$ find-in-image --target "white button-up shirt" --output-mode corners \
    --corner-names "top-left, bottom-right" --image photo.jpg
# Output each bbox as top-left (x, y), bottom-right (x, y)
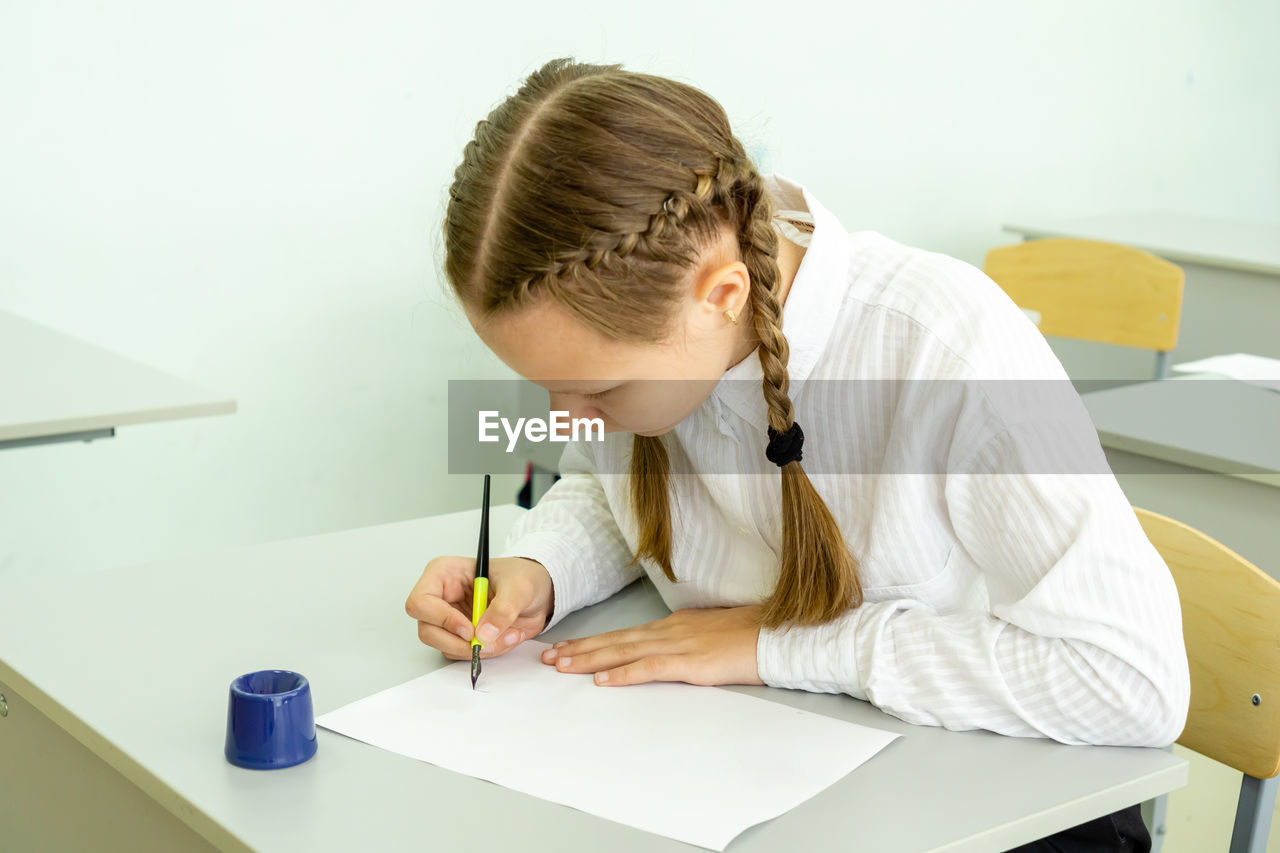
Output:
top-left (497, 172), bottom-right (1190, 747)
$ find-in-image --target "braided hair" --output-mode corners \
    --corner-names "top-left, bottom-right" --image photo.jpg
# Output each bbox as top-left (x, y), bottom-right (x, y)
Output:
top-left (443, 57), bottom-right (861, 630)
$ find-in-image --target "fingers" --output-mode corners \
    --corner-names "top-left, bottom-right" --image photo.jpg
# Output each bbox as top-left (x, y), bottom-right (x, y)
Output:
top-left (405, 556), bottom-right (542, 660)
top-left (540, 608), bottom-right (716, 662)
top-left (540, 636), bottom-right (675, 676)
top-left (407, 593), bottom-right (475, 646)
top-left (404, 556), bottom-right (474, 623)
top-left (405, 556), bottom-right (482, 653)
top-left (406, 557), bottom-right (471, 602)
top-left (594, 655), bottom-right (689, 686)
top-left (472, 574), bottom-right (535, 651)
top-left (541, 625), bottom-right (637, 658)
top-left (418, 621), bottom-right (527, 660)
top-left (417, 621), bottom-right (472, 659)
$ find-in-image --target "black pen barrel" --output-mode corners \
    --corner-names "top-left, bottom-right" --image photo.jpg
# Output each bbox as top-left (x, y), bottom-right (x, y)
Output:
top-left (476, 473), bottom-right (490, 580)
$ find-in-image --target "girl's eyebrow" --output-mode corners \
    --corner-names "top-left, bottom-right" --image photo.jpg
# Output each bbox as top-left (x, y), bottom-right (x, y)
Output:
top-left (557, 383), bottom-right (619, 395)
top-left (542, 379), bottom-right (622, 391)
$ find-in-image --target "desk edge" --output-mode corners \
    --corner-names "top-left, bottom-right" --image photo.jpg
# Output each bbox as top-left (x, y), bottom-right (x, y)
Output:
top-left (0, 399), bottom-right (238, 442)
top-left (930, 757), bottom-right (1188, 853)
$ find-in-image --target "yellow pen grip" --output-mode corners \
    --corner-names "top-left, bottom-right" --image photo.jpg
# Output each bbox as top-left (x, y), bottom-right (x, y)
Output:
top-left (470, 576), bottom-right (489, 648)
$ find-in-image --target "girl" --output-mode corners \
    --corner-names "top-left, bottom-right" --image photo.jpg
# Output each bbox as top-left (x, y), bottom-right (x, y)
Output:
top-left (405, 56), bottom-right (1188, 852)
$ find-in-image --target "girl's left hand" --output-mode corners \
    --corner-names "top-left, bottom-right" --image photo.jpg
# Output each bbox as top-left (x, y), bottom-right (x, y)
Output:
top-left (540, 605), bottom-right (765, 687)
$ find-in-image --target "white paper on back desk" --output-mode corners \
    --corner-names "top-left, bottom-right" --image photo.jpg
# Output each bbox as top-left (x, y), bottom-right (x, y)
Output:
top-left (316, 639), bottom-right (900, 850)
top-left (1173, 353), bottom-right (1280, 392)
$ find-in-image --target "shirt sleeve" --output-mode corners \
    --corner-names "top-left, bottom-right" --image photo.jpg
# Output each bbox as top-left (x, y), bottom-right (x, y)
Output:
top-left (496, 438), bottom-right (644, 634)
top-left (754, 419), bottom-right (1191, 747)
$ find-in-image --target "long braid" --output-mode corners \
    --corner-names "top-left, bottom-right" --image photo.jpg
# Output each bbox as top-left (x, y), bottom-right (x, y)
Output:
top-left (734, 164), bottom-right (863, 629)
top-left (627, 157), bottom-right (862, 629)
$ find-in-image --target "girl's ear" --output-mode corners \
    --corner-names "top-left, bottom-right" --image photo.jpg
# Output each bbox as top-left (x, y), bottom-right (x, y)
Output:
top-left (695, 261), bottom-right (750, 319)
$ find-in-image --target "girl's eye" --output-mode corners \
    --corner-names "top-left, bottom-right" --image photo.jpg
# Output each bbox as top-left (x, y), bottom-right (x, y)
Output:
top-left (582, 390), bottom-right (609, 400)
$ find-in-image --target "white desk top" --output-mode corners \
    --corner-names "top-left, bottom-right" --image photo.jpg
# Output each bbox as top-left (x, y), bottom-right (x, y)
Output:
top-left (1081, 375), bottom-right (1280, 488)
top-left (0, 310), bottom-right (236, 443)
top-left (1003, 212), bottom-right (1280, 276)
top-left (0, 504), bottom-right (1186, 852)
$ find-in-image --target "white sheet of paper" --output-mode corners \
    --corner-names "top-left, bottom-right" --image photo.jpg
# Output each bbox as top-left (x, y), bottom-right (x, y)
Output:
top-left (1173, 352), bottom-right (1280, 392)
top-left (316, 639), bottom-right (900, 851)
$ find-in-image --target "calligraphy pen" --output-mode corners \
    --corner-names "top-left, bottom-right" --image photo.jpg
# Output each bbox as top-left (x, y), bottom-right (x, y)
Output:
top-left (471, 473), bottom-right (490, 689)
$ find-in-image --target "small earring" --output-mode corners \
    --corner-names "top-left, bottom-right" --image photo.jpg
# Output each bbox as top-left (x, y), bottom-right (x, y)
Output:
top-left (724, 309), bottom-right (738, 325)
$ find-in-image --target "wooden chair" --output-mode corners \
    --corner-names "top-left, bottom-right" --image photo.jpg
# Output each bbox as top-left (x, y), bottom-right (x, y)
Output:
top-left (984, 238), bottom-right (1185, 378)
top-left (1134, 507), bottom-right (1280, 853)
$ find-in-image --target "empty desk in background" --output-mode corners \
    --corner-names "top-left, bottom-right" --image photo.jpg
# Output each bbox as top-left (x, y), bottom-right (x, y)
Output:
top-left (1003, 213), bottom-right (1280, 379)
top-left (0, 504), bottom-right (1186, 853)
top-left (1080, 375), bottom-right (1280, 581)
top-left (0, 310), bottom-right (236, 450)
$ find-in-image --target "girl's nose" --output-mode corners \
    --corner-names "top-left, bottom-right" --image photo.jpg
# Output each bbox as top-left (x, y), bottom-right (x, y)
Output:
top-left (547, 393), bottom-right (596, 422)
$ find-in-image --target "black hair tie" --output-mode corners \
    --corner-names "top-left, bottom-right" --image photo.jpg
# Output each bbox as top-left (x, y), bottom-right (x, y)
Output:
top-left (765, 421), bottom-right (804, 467)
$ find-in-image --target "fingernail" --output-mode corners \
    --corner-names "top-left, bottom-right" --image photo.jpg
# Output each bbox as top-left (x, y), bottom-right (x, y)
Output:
top-left (455, 625), bottom-right (472, 641)
top-left (543, 649), bottom-right (558, 662)
top-left (553, 641), bottom-right (568, 649)
top-left (479, 624), bottom-right (499, 643)
top-left (503, 630), bottom-right (519, 645)
top-left (595, 671), bottom-right (609, 684)
top-left (558, 656), bottom-right (572, 668)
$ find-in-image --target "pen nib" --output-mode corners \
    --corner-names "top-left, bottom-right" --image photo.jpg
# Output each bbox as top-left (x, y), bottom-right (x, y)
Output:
top-left (471, 645), bottom-right (481, 690)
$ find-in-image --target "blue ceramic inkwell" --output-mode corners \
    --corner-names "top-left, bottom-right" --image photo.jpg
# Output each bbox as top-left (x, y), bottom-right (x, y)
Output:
top-left (225, 670), bottom-right (317, 769)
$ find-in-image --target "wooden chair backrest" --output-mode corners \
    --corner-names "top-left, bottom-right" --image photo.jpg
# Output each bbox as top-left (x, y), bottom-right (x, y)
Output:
top-left (1135, 507), bottom-right (1280, 779)
top-left (984, 238), bottom-right (1184, 351)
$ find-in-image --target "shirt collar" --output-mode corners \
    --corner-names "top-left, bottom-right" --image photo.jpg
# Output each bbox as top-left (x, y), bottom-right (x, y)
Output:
top-left (712, 172), bottom-right (850, 426)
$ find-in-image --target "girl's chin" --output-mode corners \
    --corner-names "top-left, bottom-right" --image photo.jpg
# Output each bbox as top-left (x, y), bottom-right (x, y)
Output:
top-left (632, 427), bottom-right (672, 437)
top-left (607, 420), bottom-right (678, 437)
top-left (632, 420), bottom-right (682, 437)
top-left (603, 409), bottom-right (693, 437)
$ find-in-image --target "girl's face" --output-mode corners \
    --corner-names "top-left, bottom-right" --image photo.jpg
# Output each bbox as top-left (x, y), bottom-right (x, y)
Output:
top-left (468, 232), bottom-right (763, 437)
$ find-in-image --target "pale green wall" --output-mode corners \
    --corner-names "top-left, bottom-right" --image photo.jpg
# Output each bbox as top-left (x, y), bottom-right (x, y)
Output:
top-left (1, 1), bottom-right (1276, 575)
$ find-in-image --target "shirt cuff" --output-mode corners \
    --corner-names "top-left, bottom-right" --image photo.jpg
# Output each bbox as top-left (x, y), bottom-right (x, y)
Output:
top-left (497, 529), bottom-right (594, 635)
top-left (756, 617), bottom-right (871, 702)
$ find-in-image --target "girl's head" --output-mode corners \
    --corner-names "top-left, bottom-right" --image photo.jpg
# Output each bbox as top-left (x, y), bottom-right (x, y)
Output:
top-left (442, 57), bottom-right (861, 629)
top-left (463, 220), bottom-right (755, 437)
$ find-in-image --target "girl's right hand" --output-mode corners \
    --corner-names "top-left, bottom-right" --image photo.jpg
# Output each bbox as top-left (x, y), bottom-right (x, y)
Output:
top-left (404, 555), bottom-right (555, 661)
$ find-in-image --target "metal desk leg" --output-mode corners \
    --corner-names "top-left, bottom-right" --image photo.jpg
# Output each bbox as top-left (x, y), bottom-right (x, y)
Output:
top-left (1143, 792), bottom-right (1169, 852)
top-left (1142, 743), bottom-right (1174, 853)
